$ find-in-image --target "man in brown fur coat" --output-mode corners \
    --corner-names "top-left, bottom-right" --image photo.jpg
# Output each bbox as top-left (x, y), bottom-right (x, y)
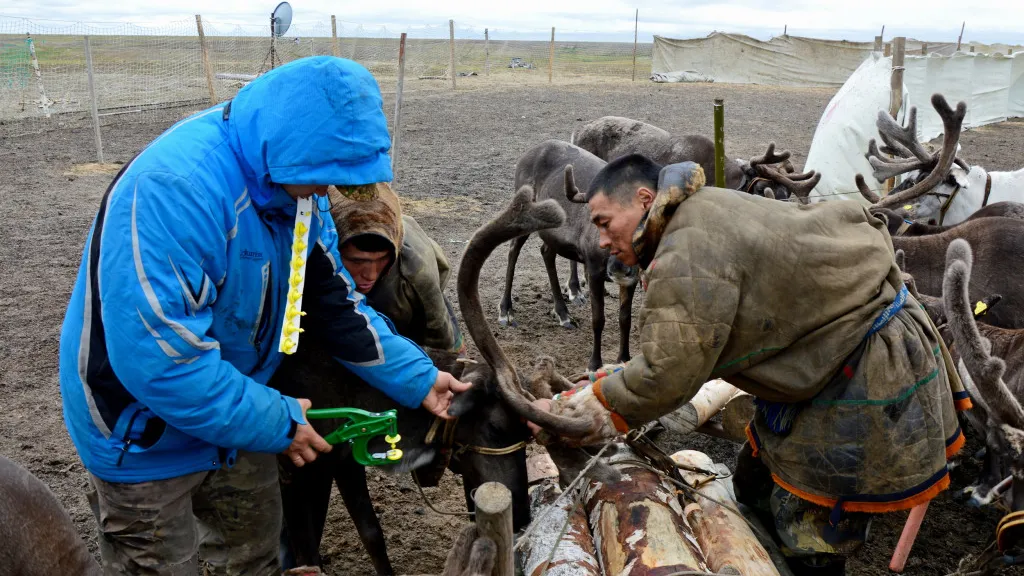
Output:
top-left (530, 156), bottom-right (970, 575)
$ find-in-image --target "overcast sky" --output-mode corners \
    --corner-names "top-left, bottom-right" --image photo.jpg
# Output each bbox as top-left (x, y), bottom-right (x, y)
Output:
top-left (4, 0), bottom-right (1023, 45)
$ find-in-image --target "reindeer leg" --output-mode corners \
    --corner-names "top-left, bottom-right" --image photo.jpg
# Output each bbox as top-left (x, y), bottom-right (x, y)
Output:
top-left (587, 260), bottom-right (606, 371)
top-left (542, 243), bottom-right (576, 329)
top-left (279, 453), bottom-right (335, 568)
top-left (334, 457), bottom-right (395, 575)
top-left (617, 282), bottom-right (637, 364)
top-left (564, 260), bottom-right (587, 306)
top-left (499, 234), bottom-right (530, 327)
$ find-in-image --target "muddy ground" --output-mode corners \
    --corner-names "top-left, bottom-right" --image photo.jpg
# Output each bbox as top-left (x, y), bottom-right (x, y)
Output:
top-left (2, 80), bottom-right (1024, 576)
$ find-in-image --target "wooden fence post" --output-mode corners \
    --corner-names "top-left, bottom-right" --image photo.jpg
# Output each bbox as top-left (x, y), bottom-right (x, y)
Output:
top-left (448, 19), bottom-right (456, 90)
top-left (631, 10), bottom-right (638, 81)
top-left (331, 15), bottom-right (339, 57)
top-left (391, 32), bottom-right (407, 179)
top-left (26, 35), bottom-right (51, 118)
top-left (886, 37), bottom-right (906, 194)
top-left (549, 27), bottom-right (555, 84)
top-left (713, 99), bottom-right (726, 188)
top-left (484, 28), bottom-right (489, 76)
top-left (884, 43), bottom-right (891, 57)
top-left (921, 42), bottom-right (928, 55)
top-left (473, 482), bottom-right (513, 576)
top-left (957, 21), bottom-right (965, 51)
top-left (874, 36), bottom-right (883, 52)
top-left (195, 15), bottom-right (217, 105)
top-left (84, 36), bottom-right (104, 163)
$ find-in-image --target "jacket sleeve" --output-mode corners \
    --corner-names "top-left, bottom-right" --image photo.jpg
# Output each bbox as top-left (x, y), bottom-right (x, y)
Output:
top-left (99, 172), bottom-right (304, 454)
top-left (407, 241), bottom-right (463, 352)
top-left (307, 214), bottom-right (438, 409)
top-left (594, 229), bottom-right (739, 427)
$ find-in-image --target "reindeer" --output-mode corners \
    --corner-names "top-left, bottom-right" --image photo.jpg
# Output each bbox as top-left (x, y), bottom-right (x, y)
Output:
top-left (870, 201), bottom-right (1024, 237)
top-left (857, 93), bottom-right (1024, 226)
top-left (941, 239), bottom-right (1024, 519)
top-left (572, 116), bottom-right (820, 202)
top-left (499, 140), bottom-right (637, 371)
top-left (273, 190), bottom-right (613, 574)
top-left (888, 217), bottom-right (1024, 330)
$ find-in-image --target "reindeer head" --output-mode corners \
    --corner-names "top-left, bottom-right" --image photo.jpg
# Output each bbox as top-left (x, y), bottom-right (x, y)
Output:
top-left (855, 94), bottom-right (968, 224)
top-left (743, 142), bottom-right (821, 204)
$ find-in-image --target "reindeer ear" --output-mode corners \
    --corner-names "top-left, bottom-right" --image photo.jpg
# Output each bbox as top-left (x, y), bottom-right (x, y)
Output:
top-left (446, 373), bottom-right (487, 418)
top-left (895, 249), bottom-right (906, 270)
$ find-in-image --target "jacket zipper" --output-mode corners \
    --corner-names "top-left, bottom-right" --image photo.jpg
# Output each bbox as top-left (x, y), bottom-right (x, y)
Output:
top-left (116, 409), bottom-right (143, 467)
top-left (250, 261), bottom-right (272, 356)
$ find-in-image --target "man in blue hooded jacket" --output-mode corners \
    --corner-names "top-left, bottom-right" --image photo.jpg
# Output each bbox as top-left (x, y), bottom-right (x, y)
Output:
top-left (58, 56), bottom-right (469, 575)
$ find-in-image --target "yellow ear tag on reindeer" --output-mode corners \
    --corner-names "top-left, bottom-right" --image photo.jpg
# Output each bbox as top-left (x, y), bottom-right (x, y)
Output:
top-left (903, 204), bottom-right (913, 211)
top-left (975, 301), bottom-right (988, 316)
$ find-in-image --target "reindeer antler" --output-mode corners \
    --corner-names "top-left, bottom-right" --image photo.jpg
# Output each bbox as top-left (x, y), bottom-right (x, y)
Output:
top-left (876, 103), bottom-right (934, 164)
top-left (874, 94), bottom-right (967, 209)
top-left (749, 142), bottom-right (791, 168)
top-left (565, 164), bottom-right (587, 203)
top-left (855, 174), bottom-right (882, 203)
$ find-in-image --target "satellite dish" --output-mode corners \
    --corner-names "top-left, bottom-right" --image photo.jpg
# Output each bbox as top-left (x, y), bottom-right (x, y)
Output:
top-left (271, 2), bottom-right (292, 37)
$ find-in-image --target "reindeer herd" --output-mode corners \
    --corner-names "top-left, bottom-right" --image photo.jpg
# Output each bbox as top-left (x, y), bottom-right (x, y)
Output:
top-left (280, 92), bottom-right (1024, 572)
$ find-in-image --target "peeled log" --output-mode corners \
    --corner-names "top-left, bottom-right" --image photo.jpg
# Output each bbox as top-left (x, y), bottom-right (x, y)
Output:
top-left (720, 392), bottom-right (754, 442)
top-left (672, 450), bottom-right (780, 576)
top-left (518, 480), bottom-right (601, 576)
top-left (584, 444), bottom-right (709, 575)
top-left (660, 379), bottom-right (741, 435)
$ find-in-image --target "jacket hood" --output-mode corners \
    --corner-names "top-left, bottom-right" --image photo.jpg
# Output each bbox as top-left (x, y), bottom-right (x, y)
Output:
top-left (329, 182), bottom-right (404, 274)
top-left (632, 161), bottom-right (706, 269)
top-left (227, 56), bottom-right (393, 212)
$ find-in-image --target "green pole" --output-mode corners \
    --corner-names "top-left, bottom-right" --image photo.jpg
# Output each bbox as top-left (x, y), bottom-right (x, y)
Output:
top-left (713, 98), bottom-right (726, 188)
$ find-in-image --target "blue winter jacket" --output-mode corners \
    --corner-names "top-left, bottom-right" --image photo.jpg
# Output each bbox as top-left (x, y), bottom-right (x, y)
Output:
top-left (58, 57), bottom-right (439, 483)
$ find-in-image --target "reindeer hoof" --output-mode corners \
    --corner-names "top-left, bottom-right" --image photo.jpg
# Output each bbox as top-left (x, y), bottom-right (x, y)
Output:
top-left (552, 309), bottom-right (577, 329)
top-left (568, 290), bottom-right (588, 306)
top-left (498, 312), bottom-right (517, 328)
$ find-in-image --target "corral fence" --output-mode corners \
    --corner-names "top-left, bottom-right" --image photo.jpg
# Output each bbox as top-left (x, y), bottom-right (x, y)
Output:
top-left (0, 15), bottom-right (654, 142)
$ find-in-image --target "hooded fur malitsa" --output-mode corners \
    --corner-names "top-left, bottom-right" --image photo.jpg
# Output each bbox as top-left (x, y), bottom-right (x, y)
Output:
top-left (329, 182), bottom-right (405, 275)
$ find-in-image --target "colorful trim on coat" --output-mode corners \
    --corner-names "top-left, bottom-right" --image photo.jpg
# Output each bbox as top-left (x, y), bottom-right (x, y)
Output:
top-left (952, 390), bottom-right (974, 412)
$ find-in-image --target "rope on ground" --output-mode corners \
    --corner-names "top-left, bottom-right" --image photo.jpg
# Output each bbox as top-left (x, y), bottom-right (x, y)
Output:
top-left (413, 474), bottom-right (474, 517)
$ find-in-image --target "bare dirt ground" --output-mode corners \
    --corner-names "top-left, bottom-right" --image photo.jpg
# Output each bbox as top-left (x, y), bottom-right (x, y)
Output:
top-left (2, 80), bottom-right (1024, 576)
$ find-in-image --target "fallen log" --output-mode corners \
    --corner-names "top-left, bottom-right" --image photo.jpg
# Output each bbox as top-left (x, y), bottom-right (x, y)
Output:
top-left (672, 449), bottom-right (781, 576)
top-left (660, 379), bottom-right (742, 436)
top-left (720, 391), bottom-right (754, 442)
top-left (517, 480), bottom-right (601, 576)
top-left (584, 443), bottom-right (709, 575)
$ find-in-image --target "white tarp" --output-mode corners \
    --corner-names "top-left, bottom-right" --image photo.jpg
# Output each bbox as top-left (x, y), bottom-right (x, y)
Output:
top-left (804, 53), bottom-right (906, 202)
top-left (1011, 54), bottom-right (1024, 118)
top-left (652, 33), bottom-right (1022, 88)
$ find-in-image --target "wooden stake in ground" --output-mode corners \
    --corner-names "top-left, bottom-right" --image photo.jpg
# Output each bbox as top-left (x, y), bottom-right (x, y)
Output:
top-left (673, 450), bottom-right (781, 576)
top-left (473, 482), bottom-right (513, 576)
top-left (83, 36), bottom-right (104, 164)
top-left (549, 27), bottom-right (555, 84)
top-left (330, 15), bottom-right (339, 57)
top-left (957, 21), bottom-right (965, 51)
top-left (26, 35), bottom-right (51, 118)
top-left (448, 19), bottom-right (456, 90)
top-left (631, 10), bottom-right (639, 82)
top-left (886, 37), bottom-right (906, 194)
top-left (713, 98), bottom-right (726, 188)
top-left (391, 33), bottom-right (407, 178)
top-left (484, 28), bottom-right (490, 76)
top-left (921, 42), bottom-right (928, 55)
top-left (874, 35), bottom-right (883, 52)
top-left (195, 15), bottom-right (217, 105)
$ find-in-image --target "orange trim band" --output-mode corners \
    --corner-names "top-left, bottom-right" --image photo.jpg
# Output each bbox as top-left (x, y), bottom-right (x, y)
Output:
top-left (770, 471), bottom-right (950, 514)
top-left (954, 397), bottom-right (974, 411)
top-left (946, 429), bottom-right (966, 459)
top-left (744, 423), bottom-right (760, 457)
top-left (609, 412), bottom-right (630, 433)
top-left (591, 378), bottom-right (613, 411)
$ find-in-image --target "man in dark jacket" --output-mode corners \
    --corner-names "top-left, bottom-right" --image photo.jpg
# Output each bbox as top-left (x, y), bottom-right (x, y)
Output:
top-left (278, 182), bottom-right (465, 569)
top-left (58, 56), bottom-right (468, 575)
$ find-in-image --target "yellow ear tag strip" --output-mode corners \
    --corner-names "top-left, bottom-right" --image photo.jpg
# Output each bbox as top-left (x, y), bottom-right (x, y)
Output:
top-left (279, 196), bottom-right (314, 354)
top-left (974, 301), bottom-right (988, 317)
top-left (903, 204), bottom-right (913, 211)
